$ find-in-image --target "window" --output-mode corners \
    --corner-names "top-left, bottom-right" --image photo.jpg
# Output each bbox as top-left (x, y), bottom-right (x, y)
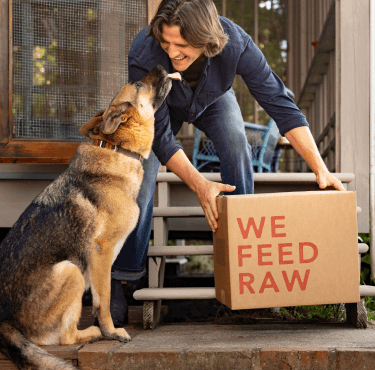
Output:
top-left (0, 0), bottom-right (150, 162)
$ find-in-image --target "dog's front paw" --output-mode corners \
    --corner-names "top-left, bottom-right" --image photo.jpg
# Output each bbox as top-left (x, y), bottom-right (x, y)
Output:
top-left (105, 328), bottom-right (131, 343)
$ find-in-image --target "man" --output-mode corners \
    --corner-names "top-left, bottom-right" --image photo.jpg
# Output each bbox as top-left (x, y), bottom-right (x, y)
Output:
top-left (109, 0), bottom-right (345, 326)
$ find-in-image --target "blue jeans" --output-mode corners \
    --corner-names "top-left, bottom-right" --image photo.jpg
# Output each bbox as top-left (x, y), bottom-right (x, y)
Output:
top-left (112, 88), bottom-right (254, 280)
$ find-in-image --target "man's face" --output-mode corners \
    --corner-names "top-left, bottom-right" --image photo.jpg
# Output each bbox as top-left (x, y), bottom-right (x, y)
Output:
top-left (160, 24), bottom-right (204, 72)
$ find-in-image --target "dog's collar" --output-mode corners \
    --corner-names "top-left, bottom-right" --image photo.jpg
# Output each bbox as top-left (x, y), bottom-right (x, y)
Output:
top-left (93, 139), bottom-right (143, 162)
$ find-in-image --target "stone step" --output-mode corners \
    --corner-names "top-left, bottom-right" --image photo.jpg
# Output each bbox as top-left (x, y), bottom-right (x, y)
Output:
top-left (77, 323), bottom-right (375, 370)
top-left (3, 317), bottom-right (375, 369)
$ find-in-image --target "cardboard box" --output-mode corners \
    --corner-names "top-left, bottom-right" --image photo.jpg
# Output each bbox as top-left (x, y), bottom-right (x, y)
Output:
top-left (213, 191), bottom-right (360, 310)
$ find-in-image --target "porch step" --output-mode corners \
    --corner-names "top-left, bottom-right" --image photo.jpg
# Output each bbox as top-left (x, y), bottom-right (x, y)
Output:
top-left (147, 243), bottom-right (368, 257)
top-left (156, 172), bottom-right (355, 184)
top-left (0, 169), bottom-right (355, 183)
top-left (359, 285), bottom-right (375, 296)
top-left (154, 206), bottom-right (362, 218)
top-left (134, 285), bottom-right (375, 301)
top-left (153, 207), bottom-right (204, 217)
top-left (77, 323), bottom-right (375, 370)
top-left (148, 245), bottom-right (213, 256)
top-left (134, 287), bottom-right (216, 300)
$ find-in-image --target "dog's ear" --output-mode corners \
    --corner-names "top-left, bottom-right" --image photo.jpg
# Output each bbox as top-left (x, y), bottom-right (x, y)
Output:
top-left (79, 110), bottom-right (105, 136)
top-left (101, 102), bottom-right (130, 135)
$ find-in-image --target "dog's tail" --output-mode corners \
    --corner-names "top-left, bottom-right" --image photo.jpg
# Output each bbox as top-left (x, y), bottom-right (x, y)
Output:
top-left (0, 320), bottom-right (76, 370)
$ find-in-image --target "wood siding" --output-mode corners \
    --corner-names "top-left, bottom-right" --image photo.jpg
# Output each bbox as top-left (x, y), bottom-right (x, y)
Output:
top-left (0, 0), bottom-right (10, 147)
top-left (337, 0), bottom-right (369, 232)
top-left (287, 0), bottom-right (369, 232)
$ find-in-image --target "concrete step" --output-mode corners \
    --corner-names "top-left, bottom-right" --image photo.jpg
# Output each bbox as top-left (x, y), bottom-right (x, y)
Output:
top-left (3, 315), bottom-right (375, 369)
top-left (12, 322), bottom-right (375, 369)
top-left (74, 323), bottom-right (375, 369)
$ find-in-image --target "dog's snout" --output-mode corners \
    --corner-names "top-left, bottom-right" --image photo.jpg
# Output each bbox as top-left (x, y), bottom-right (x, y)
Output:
top-left (142, 65), bottom-right (168, 84)
top-left (140, 65), bottom-right (173, 112)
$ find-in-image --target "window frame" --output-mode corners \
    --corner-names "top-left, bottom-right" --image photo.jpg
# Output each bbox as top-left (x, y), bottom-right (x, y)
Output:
top-left (0, 0), bottom-right (160, 163)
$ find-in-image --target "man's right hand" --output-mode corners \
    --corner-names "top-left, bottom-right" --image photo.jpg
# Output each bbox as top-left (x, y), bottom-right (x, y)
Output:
top-left (194, 178), bottom-right (236, 232)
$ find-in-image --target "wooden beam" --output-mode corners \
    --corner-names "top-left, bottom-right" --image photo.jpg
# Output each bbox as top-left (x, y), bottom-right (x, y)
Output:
top-left (0, 141), bottom-right (79, 163)
top-left (254, 0), bottom-right (259, 124)
top-left (286, 0), bottom-right (295, 95)
top-left (0, 0), bottom-right (10, 147)
top-left (148, 0), bottom-right (162, 24)
top-left (222, 0), bottom-right (226, 17)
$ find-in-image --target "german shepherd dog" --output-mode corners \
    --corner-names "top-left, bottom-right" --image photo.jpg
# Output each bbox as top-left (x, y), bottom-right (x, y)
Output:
top-left (0, 65), bottom-right (180, 370)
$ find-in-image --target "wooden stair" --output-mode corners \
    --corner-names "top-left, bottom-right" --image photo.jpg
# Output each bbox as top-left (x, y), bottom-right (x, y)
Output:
top-left (136, 170), bottom-right (372, 329)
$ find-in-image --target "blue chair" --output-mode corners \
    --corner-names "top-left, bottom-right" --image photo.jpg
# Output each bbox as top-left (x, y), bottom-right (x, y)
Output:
top-left (192, 118), bottom-right (281, 173)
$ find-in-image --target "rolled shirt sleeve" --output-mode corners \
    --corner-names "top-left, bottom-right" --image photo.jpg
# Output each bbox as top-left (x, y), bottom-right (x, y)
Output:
top-left (236, 36), bottom-right (309, 136)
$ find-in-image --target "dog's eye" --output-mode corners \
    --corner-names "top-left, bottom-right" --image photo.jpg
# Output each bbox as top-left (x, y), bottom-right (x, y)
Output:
top-left (135, 82), bottom-right (142, 88)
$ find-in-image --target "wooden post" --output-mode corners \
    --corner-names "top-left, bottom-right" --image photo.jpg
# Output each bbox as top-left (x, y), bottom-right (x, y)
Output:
top-left (148, 0), bottom-right (162, 24)
top-left (144, 165), bottom-right (169, 329)
top-left (221, 0), bottom-right (226, 17)
top-left (254, 0), bottom-right (259, 125)
top-left (336, 0), bottom-right (370, 232)
top-left (0, 0), bottom-right (10, 146)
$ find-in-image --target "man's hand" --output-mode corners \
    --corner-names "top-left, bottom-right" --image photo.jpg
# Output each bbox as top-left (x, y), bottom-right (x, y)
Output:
top-left (316, 171), bottom-right (346, 191)
top-left (285, 127), bottom-right (346, 191)
top-left (195, 178), bottom-right (235, 232)
top-left (165, 149), bottom-right (235, 232)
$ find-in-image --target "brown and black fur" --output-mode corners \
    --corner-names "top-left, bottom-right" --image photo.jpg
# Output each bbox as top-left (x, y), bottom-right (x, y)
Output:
top-left (0, 65), bottom-right (173, 370)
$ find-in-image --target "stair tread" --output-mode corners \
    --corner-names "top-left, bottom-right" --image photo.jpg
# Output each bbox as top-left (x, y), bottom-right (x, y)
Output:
top-left (134, 287), bottom-right (216, 300)
top-left (156, 172), bottom-right (355, 183)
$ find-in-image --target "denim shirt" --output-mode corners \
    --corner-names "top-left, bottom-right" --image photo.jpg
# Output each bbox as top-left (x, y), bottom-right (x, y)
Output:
top-left (128, 17), bottom-right (308, 165)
